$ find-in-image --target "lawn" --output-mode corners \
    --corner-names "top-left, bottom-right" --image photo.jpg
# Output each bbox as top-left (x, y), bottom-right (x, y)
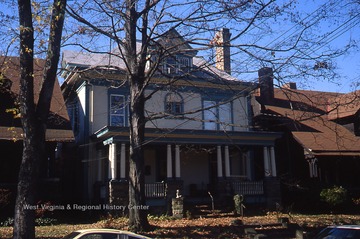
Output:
top-left (2, 213), bottom-right (360, 238)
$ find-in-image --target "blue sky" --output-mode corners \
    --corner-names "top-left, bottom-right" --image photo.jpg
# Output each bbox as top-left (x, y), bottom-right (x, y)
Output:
top-left (1, 0), bottom-right (359, 93)
top-left (292, 0), bottom-right (360, 93)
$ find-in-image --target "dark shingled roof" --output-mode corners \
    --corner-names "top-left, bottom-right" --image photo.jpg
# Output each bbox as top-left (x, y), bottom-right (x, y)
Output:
top-left (0, 56), bottom-right (73, 142)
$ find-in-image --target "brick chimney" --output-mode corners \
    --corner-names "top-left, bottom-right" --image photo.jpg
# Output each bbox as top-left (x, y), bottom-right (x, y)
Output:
top-left (258, 67), bottom-right (274, 101)
top-left (213, 28), bottom-right (231, 74)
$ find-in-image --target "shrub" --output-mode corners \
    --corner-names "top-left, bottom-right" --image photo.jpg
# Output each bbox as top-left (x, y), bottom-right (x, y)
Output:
top-left (320, 186), bottom-right (347, 208)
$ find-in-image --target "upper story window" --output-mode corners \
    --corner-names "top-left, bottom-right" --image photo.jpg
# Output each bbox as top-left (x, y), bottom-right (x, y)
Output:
top-left (165, 92), bottom-right (184, 115)
top-left (161, 56), bottom-right (192, 75)
top-left (177, 57), bottom-right (191, 73)
top-left (110, 94), bottom-right (126, 126)
top-left (203, 100), bottom-right (232, 131)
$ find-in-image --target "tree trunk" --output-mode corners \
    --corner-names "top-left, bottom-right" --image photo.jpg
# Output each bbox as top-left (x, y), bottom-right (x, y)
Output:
top-left (128, 78), bottom-right (149, 231)
top-left (13, 1), bottom-right (38, 238)
top-left (125, 0), bottom-right (149, 231)
top-left (13, 1), bottom-right (66, 238)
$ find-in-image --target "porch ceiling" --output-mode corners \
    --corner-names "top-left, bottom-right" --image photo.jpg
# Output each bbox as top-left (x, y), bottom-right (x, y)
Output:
top-left (92, 126), bottom-right (282, 146)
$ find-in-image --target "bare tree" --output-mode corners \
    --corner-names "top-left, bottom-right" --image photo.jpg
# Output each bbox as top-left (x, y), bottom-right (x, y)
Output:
top-left (13, 0), bottom-right (66, 238)
top-left (61, 0), bottom-right (360, 231)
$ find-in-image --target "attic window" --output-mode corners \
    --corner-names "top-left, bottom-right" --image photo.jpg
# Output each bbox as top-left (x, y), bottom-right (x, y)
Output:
top-left (161, 56), bottom-right (192, 74)
top-left (177, 57), bottom-right (191, 73)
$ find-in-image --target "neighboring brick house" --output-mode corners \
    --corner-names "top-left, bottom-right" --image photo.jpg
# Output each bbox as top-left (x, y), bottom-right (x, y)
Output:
top-left (0, 56), bottom-right (74, 216)
top-left (252, 67), bottom-right (360, 209)
top-left (60, 28), bottom-right (283, 212)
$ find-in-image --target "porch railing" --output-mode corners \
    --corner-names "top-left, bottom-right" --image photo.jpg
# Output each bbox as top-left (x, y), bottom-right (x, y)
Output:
top-left (231, 181), bottom-right (264, 195)
top-left (145, 182), bottom-right (166, 198)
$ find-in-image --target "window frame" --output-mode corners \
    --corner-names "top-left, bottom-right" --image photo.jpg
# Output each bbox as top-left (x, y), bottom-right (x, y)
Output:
top-left (203, 100), bottom-right (233, 131)
top-left (164, 92), bottom-right (184, 116)
top-left (109, 94), bottom-right (126, 127)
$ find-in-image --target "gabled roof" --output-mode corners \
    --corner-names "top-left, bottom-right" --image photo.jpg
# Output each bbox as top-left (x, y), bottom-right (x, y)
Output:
top-left (61, 49), bottom-right (242, 82)
top-left (327, 90), bottom-right (360, 120)
top-left (61, 28), bottom-right (251, 86)
top-left (154, 28), bottom-right (197, 57)
top-left (256, 87), bottom-right (360, 156)
top-left (0, 56), bottom-right (73, 142)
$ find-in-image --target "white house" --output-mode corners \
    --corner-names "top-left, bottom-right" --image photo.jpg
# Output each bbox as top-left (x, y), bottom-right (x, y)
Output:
top-left (60, 28), bottom-right (282, 211)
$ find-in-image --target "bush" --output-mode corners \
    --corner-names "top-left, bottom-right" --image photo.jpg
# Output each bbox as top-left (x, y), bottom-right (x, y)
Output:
top-left (320, 186), bottom-right (347, 208)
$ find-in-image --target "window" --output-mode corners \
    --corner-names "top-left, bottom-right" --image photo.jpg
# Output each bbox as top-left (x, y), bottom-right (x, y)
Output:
top-left (110, 94), bottom-right (126, 126)
top-left (203, 100), bottom-right (232, 130)
top-left (203, 100), bottom-right (217, 130)
top-left (162, 58), bottom-right (177, 74)
top-left (177, 57), bottom-right (191, 73)
top-left (80, 233), bottom-right (118, 239)
top-left (219, 102), bottom-right (232, 131)
top-left (165, 92), bottom-right (183, 115)
top-left (161, 56), bottom-right (192, 74)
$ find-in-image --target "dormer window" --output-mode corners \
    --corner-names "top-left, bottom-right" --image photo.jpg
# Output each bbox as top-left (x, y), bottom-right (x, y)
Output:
top-left (161, 56), bottom-right (192, 75)
top-left (165, 92), bottom-right (183, 115)
top-left (178, 57), bottom-right (191, 73)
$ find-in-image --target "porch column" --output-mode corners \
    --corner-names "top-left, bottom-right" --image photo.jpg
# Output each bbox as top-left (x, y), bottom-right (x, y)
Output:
top-left (109, 143), bottom-right (117, 180)
top-left (263, 146), bottom-right (271, 177)
top-left (270, 146), bottom-right (277, 177)
top-left (108, 144), bottom-right (112, 179)
top-left (309, 158), bottom-right (318, 178)
top-left (120, 143), bottom-right (126, 179)
top-left (224, 145), bottom-right (230, 178)
top-left (97, 149), bottom-right (102, 181)
top-left (313, 159), bottom-right (318, 177)
top-left (167, 144), bottom-right (173, 179)
top-left (217, 145), bottom-right (223, 178)
top-left (175, 145), bottom-right (181, 179)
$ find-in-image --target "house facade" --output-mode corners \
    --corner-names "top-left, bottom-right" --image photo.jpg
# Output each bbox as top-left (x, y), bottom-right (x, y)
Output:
top-left (0, 56), bottom-right (74, 218)
top-left (252, 68), bottom-right (360, 211)
top-left (60, 29), bottom-right (282, 212)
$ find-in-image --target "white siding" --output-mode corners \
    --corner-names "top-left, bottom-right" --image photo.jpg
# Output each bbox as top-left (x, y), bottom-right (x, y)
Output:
top-left (76, 85), bottom-right (87, 142)
top-left (145, 90), bottom-right (203, 130)
top-left (91, 85), bottom-right (109, 133)
top-left (232, 96), bottom-right (249, 131)
top-left (88, 85), bottom-right (250, 132)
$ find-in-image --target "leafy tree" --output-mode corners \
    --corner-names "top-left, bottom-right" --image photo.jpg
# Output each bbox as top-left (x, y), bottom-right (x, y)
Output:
top-left (12, 1), bottom-right (67, 239)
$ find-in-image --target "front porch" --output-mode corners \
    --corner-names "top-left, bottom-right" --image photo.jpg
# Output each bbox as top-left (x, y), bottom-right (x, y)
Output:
top-left (91, 127), bottom-right (282, 213)
top-left (103, 177), bottom-right (280, 215)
